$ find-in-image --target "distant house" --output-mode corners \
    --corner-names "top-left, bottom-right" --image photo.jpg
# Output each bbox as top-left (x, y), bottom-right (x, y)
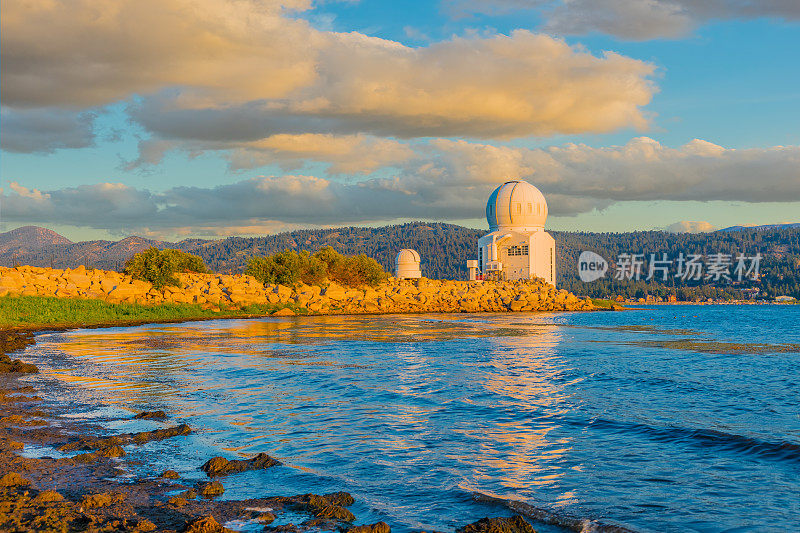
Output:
top-left (775, 295), bottom-right (796, 302)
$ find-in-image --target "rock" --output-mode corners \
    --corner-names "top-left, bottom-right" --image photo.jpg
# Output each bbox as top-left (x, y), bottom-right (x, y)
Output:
top-left (272, 307), bottom-right (296, 317)
top-left (133, 410), bottom-right (168, 420)
top-left (96, 444), bottom-right (126, 458)
top-left (183, 515), bottom-right (235, 533)
top-left (168, 496), bottom-right (188, 507)
top-left (282, 493), bottom-right (356, 522)
top-left (201, 452), bottom-right (282, 477)
top-left (31, 490), bottom-right (64, 504)
top-left (81, 492), bottom-right (125, 509)
top-left (324, 491), bottom-right (355, 506)
top-left (456, 516), bottom-right (535, 533)
top-left (198, 480), bottom-right (225, 498)
top-left (61, 424), bottom-right (192, 452)
top-left (160, 469), bottom-right (181, 479)
top-left (0, 472), bottom-right (30, 487)
top-left (345, 522), bottom-right (391, 533)
top-left (312, 505), bottom-right (356, 521)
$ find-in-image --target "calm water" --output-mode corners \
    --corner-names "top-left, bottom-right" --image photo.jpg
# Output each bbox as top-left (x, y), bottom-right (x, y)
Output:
top-left (19, 305), bottom-right (800, 533)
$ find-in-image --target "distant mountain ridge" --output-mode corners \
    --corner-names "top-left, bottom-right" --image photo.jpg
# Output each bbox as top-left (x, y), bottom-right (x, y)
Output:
top-left (1, 223), bottom-right (799, 298)
top-left (0, 226), bottom-right (73, 255)
top-left (719, 222), bottom-right (800, 232)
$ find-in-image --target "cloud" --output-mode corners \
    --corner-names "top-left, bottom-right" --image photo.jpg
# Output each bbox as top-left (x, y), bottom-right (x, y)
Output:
top-left (128, 134), bottom-right (417, 174)
top-left (430, 137), bottom-right (800, 203)
top-left (445, 0), bottom-right (800, 40)
top-left (665, 220), bottom-right (717, 233)
top-left (2, 0), bottom-right (656, 156)
top-left (3, 137), bottom-right (798, 236)
top-left (0, 108), bottom-right (95, 153)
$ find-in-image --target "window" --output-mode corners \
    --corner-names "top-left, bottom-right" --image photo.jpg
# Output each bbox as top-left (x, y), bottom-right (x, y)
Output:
top-left (527, 203), bottom-right (532, 213)
top-left (516, 203), bottom-right (522, 214)
top-left (507, 244), bottom-right (529, 256)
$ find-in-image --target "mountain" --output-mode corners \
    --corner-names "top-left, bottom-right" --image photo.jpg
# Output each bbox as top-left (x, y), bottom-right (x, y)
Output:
top-left (719, 223), bottom-right (800, 232)
top-left (2, 223), bottom-right (799, 298)
top-left (0, 226), bottom-right (73, 256)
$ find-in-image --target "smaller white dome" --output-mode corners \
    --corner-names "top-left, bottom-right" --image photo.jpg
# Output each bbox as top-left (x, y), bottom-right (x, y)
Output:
top-left (395, 249), bottom-right (421, 279)
top-left (486, 180), bottom-right (548, 231)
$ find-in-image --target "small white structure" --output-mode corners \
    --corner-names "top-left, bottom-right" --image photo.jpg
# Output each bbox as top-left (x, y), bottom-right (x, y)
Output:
top-left (475, 180), bottom-right (556, 284)
top-left (395, 249), bottom-right (422, 279)
top-left (466, 260), bottom-right (479, 281)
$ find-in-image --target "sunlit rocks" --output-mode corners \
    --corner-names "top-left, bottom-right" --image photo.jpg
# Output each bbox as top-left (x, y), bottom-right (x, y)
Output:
top-left (201, 452), bottom-right (282, 477)
top-left (456, 516), bottom-right (536, 533)
top-left (133, 410), bottom-right (167, 420)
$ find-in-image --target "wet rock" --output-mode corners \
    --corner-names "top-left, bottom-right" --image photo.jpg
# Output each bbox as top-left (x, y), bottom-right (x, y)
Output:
top-left (182, 489), bottom-right (199, 499)
top-left (257, 511), bottom-right (277, 524)
top-left (97, 444), bottom-right (126, 458)
top-left (134, 410), bottom-right (168, 420)
top-left (456, 516), bottom-right (536, 533)
top-left (0, 332), bottom-right (38, 373)
top-left (272, 308), bottom-right (296, 316)
top-left (198, 480), bottom-right (225, 498)
top-left (183, 515), bottom-right (235, 533)
top-left (282, 493), bottom-right (356, 523)
top-left (0, 355), bottom-right (39, 373)
top-left (267, 524), bottom-right (303, 533)
top-left (160, 469), bottom-right (181, 479)
top-left (59, 423), bottom-right (192, 452)
top-left (32, 490), bottom-right (65, 504)
top-left (344, 522), bottom-right (391, 533)
top-left (201, 452), bottom-right (282, 477)
top-left (80, 492), bottom-right (125, 509)
top-left (0, 472), bottom-right (30, 487)
top-left (168, 496), bottom-right (188, 507)
top-left (325, 491), bottom-right (356, 506)
top-left (313, 504), bottom-right (356, 522)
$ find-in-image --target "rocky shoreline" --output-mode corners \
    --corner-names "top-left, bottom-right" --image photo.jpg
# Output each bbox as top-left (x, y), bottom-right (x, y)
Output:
top-left (1, 266), bottom-right (596, 317)
top-left (0, 330), bottom-right (554, 533)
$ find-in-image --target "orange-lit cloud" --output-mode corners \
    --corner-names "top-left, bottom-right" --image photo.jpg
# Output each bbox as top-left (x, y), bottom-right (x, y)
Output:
top-left (2, 0), bottom-right (656, 151)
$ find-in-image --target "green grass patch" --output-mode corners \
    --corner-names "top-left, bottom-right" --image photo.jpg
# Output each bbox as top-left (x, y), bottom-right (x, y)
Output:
top-left (0, 296), bottom-right (306, 329)
top-left (590, 298), bottom-right (617, 309)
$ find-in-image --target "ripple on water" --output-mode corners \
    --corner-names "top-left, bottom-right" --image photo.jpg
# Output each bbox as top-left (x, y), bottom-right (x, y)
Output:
top-left (18, 307), bottom-right (800, 533)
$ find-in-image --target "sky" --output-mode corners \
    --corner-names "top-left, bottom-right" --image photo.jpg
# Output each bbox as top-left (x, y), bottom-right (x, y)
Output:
top-left (1, 0), bottom-right (799, 242)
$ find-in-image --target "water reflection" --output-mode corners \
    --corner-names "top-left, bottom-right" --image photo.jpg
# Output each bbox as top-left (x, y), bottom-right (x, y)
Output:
top-left (23, 308), bottom-right (800, 532)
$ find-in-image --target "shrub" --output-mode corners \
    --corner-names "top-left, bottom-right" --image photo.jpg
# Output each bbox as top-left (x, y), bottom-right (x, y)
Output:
top-left (124, 248), bottom-right (208, 289)
top-left (245, 250), bottom-right (327, 286)
top-left (245, 246), bottom-right (387, 288)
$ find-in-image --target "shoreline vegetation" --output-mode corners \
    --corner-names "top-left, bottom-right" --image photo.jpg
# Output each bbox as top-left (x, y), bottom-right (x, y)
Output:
top-left (1, 252), bottom-right (602, 330)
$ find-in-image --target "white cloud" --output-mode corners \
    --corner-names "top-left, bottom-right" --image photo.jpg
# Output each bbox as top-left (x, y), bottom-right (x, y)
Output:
top-left (2, 0), bottom-right (657, 155)
top-left (665, 220), bottom-right (717, 233)
top-left (3, 137), bottom-right (798, 236)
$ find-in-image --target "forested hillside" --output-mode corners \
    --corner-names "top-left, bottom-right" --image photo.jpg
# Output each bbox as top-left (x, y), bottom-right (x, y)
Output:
top-left (2, 223), bottom-right (798, 299)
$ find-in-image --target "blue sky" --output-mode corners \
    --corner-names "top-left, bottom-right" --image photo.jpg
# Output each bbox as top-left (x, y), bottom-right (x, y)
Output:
top-left (1, 0), bottom-right (799, 241)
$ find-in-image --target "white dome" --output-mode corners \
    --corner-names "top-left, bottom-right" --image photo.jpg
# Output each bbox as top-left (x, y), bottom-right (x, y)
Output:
top-left (395, 249), bottom-right (421, 279)
top-left (486, 180), bottom-right (548, 231)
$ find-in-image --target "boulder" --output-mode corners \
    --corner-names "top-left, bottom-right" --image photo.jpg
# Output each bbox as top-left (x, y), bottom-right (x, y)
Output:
top-left (201, 452), bottom-right (282, 477)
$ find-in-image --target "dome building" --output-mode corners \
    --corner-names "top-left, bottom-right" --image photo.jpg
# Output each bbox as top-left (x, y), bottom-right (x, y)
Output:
top-left (395, 249), bottom-right (422, 279)
top-left (474, 180), bottom-right (556, 284)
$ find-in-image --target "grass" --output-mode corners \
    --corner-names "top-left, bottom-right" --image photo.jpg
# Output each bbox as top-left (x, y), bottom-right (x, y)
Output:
top-left (0, 296), bottom-right (307, 330)
top-left (590, 298), bottom-right (618, 309)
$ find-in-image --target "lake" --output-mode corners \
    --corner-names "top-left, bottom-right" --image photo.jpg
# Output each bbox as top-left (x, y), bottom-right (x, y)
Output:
top-left (20, 305), bottom-right (800, 532)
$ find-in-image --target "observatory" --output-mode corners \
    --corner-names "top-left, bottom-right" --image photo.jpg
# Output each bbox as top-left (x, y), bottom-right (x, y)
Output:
top-left (473, 180), bottom-right (556, 284)
top-left (395, 249), bottom-right (422, 279)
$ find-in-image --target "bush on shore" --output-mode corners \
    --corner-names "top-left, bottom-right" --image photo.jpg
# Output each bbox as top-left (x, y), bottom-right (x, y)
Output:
top-left (124, 248), bottom-right (208, 289)
top-left (245, 247), bottom-right (387, 287)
